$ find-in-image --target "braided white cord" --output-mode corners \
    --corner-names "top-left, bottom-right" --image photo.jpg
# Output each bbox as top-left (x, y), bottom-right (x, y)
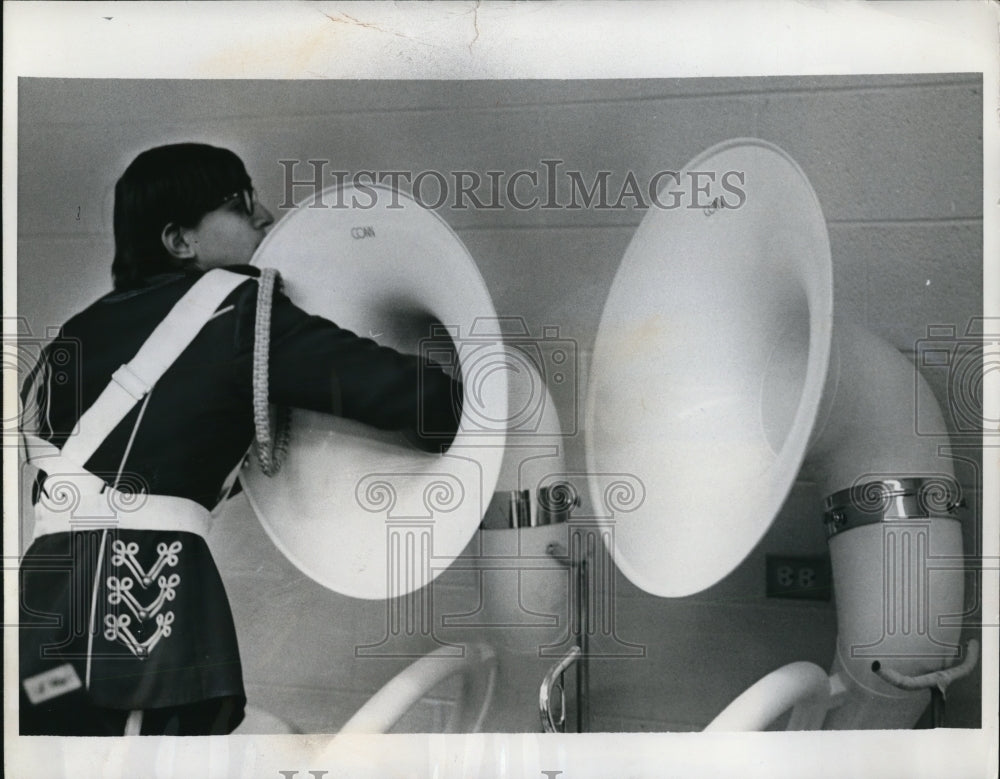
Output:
top-left (252, 268), bottom-right (291, 476)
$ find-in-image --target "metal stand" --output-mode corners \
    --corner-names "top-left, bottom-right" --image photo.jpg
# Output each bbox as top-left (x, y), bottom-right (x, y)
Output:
top-left (540, 537), bottom-right (591, 732)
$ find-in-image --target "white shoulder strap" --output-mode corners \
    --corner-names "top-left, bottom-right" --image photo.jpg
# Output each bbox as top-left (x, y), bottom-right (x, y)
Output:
top-left (58, 269), bottom-right (249, 468)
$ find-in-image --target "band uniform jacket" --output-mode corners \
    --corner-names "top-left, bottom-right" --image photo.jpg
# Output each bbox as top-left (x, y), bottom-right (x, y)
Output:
top-left (19, 265), bottom-right (463, 722)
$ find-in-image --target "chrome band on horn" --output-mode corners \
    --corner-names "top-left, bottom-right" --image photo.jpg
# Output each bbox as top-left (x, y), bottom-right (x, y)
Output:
top-left (823, 478), bottom-right (962, 537)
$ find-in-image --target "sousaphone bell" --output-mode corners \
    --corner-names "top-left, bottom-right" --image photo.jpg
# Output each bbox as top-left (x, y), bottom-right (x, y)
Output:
top-left (243, 184), bottom-right (507, 601)
top-left (586, 139), bottom-right (968, 728)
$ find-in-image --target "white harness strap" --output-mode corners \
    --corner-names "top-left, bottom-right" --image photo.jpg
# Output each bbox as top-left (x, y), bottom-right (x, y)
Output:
top-left (22, 434), bottom-right (106, 493)
top-left (32, 486), bottom-right (212, 539)
top-left (61, 270), bottom-right (247, 468)
top-left (24, 269), bottom-right (251, 543)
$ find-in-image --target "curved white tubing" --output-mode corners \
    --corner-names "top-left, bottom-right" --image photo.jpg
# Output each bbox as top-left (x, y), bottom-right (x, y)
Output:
top-left (339, 644), bottom-right (498, 734)
top-left (704, 661), bottom-right (833, 732)
top-left (235, 644), bottom-right (498, 735)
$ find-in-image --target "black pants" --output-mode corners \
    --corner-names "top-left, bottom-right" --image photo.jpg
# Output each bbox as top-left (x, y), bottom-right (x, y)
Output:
top-left (20, 687), bottom-right (245, 736)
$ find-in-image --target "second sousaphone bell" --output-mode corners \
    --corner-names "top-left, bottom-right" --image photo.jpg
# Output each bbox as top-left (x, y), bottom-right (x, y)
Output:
top-left (586, 139), bottom-right (966, 728)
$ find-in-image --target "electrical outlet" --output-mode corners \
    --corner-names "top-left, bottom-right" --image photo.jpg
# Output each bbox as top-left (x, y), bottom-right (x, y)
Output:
top-left (765, 554), bottom-right (831, 601)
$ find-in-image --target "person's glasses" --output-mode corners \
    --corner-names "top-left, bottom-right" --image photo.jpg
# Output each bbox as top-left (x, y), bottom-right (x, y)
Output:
top-left (218, 187), bottom-right (257, 216)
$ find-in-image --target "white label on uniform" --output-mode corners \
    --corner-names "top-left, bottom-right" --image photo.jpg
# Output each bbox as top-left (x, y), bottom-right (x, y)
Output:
top-left (23, 663), bottom-right (83, 704)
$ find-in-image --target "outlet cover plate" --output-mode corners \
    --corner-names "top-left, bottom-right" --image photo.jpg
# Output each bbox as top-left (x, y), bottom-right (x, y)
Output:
top-left (765, 554), bottom-right (832, 601)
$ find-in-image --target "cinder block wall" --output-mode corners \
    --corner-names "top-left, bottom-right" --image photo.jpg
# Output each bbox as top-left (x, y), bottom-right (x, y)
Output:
top-left (17, 75), bottom-right (983, 731)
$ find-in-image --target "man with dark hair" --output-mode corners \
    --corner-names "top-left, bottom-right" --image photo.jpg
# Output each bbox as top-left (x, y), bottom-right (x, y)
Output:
top-left (19, 142), bottom-right (463, 736)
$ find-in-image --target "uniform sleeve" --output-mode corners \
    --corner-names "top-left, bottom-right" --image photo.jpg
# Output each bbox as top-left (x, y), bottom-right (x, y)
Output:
top-left (19, 331), bottom-right (79, 448)
top-left (235, 285), bottom-right (463, 452)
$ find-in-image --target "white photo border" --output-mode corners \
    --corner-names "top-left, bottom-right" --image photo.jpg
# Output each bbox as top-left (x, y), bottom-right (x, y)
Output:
top-left (3, 2), bottom-right (997, 778)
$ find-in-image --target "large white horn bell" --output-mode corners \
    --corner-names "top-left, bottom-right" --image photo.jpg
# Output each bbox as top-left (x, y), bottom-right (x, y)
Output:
top-left (586, 139), bottom-right (834, 597)
top-left (244, 184), bottom-right (506, 600)
top-left (588, 139), bottom-right (966, 728)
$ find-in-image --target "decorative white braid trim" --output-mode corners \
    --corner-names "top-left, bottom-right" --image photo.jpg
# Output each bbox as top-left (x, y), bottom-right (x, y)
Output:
top-left (109, 539), bottom-right (182, 589)
top-left (251, 267), bottom-right (291, 476)
top-left (103, 611), bottom-right (175, 659)
top-left (106, 573), bottom-right (178, 621)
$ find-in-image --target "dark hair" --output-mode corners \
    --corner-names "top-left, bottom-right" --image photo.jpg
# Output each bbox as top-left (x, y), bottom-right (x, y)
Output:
top-left (111, 143), bottom-right (252, 289)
